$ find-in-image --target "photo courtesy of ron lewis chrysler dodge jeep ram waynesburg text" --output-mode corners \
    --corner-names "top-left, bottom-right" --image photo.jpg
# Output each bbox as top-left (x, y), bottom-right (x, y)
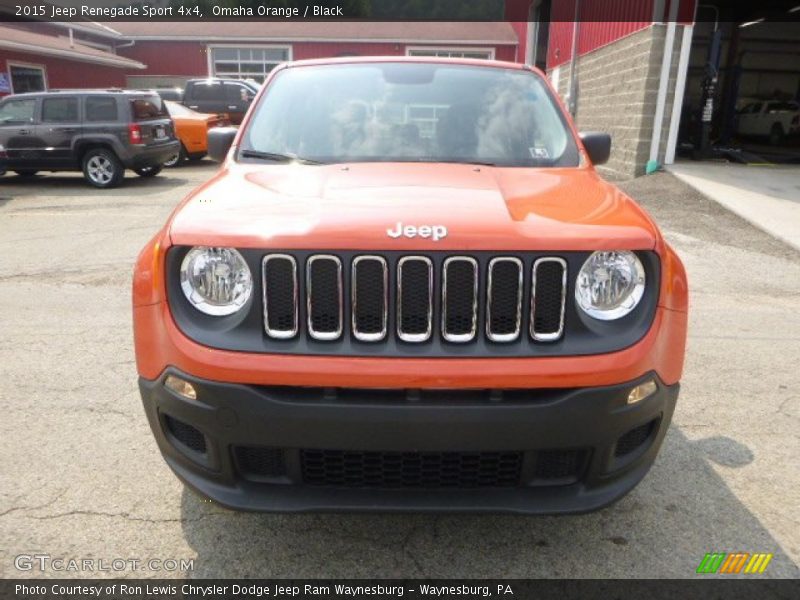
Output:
top-left (133, 57), bottom-right (688, 514)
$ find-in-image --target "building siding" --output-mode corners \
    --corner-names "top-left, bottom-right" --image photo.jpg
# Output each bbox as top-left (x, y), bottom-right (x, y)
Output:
top-left (547, 0), bottom-right (696, 69)
top-left (0, 50), bottom-right (127, 94)
top-left (550, 25), bottom-right (670, 179)
top-left (118, 42), bottom-right (208, 77)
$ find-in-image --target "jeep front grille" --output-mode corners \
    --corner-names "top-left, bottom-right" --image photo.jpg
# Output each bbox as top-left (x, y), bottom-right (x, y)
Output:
top-left (261, 253), bottom-right (567, 345)
top-left (262, 254), bottom-right (298, 339)
top-left (306, 255), bottom-right (343, 340)
top-left (397, 256), bottom-right (433, 342)
top-left (530, 258), bottom-right (567, 341)
top-left (351, 256), bottom-right (388, 341)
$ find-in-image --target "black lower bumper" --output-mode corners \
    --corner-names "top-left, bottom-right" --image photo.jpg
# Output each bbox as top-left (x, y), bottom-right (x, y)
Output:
top-left (124, 141), bottom-right (180, 169)
top-left (139, 371), bottom-right (678, 514)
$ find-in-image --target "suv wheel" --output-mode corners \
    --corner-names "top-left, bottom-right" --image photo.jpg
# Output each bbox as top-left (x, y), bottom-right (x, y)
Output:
top-left (164, 144), bottom-right (187, 168)
top-left (15, 170), bottom-right (38, 177)
top-left (769, 123), bottom-right (785, 146)
top-left (83, 149), bottom-right (124, 188)
top-left (134, 165), bottom-right (163, 177)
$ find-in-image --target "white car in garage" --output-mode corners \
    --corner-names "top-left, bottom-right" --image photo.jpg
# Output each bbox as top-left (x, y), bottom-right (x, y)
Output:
top-left (736, 100), bottom-right (800, 145)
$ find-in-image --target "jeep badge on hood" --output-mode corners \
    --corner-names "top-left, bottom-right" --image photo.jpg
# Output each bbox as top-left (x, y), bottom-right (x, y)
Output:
top-left (386, 222), bottom-right (448, 241)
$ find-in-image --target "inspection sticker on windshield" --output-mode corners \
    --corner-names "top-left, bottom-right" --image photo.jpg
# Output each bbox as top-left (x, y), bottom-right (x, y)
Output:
top-left (529, 147), bottom-right (549, 159)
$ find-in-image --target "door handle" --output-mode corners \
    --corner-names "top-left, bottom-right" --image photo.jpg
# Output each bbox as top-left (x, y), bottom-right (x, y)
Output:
top-left (228, 105), bottom-right (238, 110)
top-left (52, 127), bottom-right (76, 132)
top-left (188, 105), bottom-right (199, 109)
top-left (18, 129), bottom-right (31, 135)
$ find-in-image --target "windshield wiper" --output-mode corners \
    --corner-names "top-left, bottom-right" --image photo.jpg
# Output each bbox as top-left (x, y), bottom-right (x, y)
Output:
top-left (411, 158), bottom-right (498, 167)
top-left (239, 149), bottom-right (323, 165)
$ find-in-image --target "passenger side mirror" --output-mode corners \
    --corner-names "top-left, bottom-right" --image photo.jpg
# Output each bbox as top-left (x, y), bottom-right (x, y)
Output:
top-left (207, 127), bottom-right (238, 162)
top-left (579, 132), bottom-right (611, 165)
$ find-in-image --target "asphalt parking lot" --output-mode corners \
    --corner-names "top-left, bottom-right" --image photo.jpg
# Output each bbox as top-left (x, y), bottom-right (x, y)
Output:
top-left (0, 163), bottom-right (798, 579)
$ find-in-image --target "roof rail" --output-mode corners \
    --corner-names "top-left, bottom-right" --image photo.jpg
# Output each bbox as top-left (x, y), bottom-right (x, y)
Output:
top-left (45, 88), bottom-right (158, 93)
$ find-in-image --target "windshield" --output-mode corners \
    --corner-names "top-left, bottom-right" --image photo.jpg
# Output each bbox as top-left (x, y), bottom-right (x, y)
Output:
top-left (241, 63), bottom-right (579, 167)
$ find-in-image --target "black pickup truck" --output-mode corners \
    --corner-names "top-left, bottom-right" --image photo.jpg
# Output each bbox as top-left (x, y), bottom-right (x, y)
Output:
top-left (178, 79), bottom-right (259, 125)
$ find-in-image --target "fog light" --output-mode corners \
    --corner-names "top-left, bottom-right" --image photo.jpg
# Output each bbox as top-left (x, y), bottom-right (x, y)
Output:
top-left (164, 375), bottom-right (197, 400)
top-left (627, 380), bottom-right (657, 404)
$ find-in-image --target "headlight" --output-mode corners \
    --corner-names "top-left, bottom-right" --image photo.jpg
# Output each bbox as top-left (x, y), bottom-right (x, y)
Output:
top-left (575, 251), bottom-right (645, 320)
top-left (180, 247), bottom-right (252, 316)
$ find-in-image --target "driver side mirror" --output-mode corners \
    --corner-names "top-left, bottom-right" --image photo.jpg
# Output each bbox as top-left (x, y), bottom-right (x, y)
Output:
top-left (207, 127), bottom-right (238, 162)
top-left (579, 132), bottom-right (612, 165)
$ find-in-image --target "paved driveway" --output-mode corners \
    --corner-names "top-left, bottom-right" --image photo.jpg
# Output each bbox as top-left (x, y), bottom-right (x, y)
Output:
top-left (0, 165), bottom-right (798, 578)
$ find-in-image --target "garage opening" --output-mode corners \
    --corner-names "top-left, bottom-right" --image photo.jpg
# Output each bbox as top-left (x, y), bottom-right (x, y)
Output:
top-left (677, 2), bottom-right (800, 164)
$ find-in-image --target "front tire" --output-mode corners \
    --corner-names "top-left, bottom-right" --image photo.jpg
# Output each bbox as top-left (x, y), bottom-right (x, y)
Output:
top-left (769, 123), bottom-right (785, 146)
top-left (82, 148), bottom-right (124, 188)
top-left (134, 165), bottom-right (162, 177)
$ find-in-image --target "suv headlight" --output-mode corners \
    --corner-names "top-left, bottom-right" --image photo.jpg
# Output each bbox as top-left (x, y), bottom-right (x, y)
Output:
top-left (575, 251), bottom-right (645, 320)
top-left (180, 247), bottom-right (252, 316)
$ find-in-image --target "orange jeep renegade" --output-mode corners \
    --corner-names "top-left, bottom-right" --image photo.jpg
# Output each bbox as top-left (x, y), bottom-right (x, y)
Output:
top-left (133, 57), bottom-right (688, 513)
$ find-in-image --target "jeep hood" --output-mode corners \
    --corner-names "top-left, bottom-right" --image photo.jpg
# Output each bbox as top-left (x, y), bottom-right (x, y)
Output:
top-left (168, 162), bottom-right (659, 251)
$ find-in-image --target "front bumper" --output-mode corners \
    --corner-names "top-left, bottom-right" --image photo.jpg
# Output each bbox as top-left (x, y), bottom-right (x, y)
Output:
top-left (140, 370), bottom-right (678, 514)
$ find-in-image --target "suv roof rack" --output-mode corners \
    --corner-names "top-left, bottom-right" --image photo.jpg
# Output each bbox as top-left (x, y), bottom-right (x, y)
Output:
top-left (45, 88), bottom-right (158, 93)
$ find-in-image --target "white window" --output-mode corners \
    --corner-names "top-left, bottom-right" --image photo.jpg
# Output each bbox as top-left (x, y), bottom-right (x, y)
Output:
top-left (208, 46), bottom-right (291, 84)
top-left (406, 47), bottom-right (494, 60)
top-left (8, 62), bottom-right (47, 93)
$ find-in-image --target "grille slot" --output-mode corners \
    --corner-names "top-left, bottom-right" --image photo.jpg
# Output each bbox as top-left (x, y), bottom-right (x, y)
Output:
top-left (615, 420), bottom-right (657, 457)
top-left (486, 257), bottom-right (523, 342)
top-left (301, 449), bottom-right (523, 488)
top-left (234, 446), bottom-right (287, 479)
top-left (532, 449), bottom-right (587, 482)
top-left (260, 252), bottom-right (574, 347)
top-left (262, 254), bottom-right (298, 339)
top-left (530, 257), bottom-right (567, 341)
top-left (306, 255), bottom-right (343, 340)
top-left (397, 256), bottom-right (433, 342)
top-left (164, 415), bottom-right (206, 454)
top-left (442, 257), bottom-right (478, 342)
top-left (351, 256), bottom-right (388, 341)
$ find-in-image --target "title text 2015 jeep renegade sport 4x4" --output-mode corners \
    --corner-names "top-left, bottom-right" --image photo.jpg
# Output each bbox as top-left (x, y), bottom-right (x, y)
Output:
top-left (133, 58), bottom-right (688, 513)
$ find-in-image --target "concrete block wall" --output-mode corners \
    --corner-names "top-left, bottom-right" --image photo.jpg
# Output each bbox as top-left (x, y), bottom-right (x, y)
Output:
top-left (549, 25), bottom-right (683, 180)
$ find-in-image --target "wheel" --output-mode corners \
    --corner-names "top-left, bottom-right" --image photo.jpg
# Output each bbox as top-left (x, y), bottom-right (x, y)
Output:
top-left (82, 148), bottom-right (124, 189)
top-left (769, 123), bottom-right (785, 146)
top-left (134, 165), bottom-right (162, 177)
top-left (14, 170), bottom-right (38, 177)
top-left (188, 152), bottom-right (206, 161)
top-left (164, 144), bottom-right (187, 168)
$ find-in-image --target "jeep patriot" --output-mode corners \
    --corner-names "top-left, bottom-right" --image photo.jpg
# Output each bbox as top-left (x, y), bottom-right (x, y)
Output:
top-left (133, 57), bottom-right (688, 513)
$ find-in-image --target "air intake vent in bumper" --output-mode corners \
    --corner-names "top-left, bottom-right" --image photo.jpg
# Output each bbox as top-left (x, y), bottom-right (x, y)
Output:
top-left (301, 449), bottom-right (523, 488)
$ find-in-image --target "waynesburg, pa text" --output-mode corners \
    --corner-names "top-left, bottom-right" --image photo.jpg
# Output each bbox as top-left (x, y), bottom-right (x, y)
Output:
top-left (15, 583), bottom-right (515, 598)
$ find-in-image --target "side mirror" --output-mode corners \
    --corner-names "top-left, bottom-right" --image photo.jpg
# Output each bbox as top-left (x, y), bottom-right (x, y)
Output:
top-left (579, 132), bottom-right (611, 165)
top-left (207, 127), bottom-right (238, 162)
